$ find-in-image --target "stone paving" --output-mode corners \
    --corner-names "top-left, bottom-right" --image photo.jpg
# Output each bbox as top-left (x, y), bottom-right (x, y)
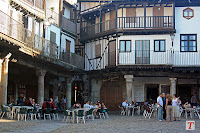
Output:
top-left (0, 113), bottom-right (200, 133)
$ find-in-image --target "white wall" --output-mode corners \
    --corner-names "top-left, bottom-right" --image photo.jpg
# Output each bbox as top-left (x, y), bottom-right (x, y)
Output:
top-left (118, 35), bottom-right (172, 65)
top-left (63, 5), bottom-right (71, 19)
top-left (61, 33), bottom-right (75, 53)
top-left (46, 25), bottom-right (61, 47)
top-left (46, 0), bottom-right (60, 14)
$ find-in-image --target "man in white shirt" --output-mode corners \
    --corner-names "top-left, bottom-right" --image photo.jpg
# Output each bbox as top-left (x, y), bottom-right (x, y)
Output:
top-left (122, 100), bottom-right (128, 107)
top-left (83, 101), bottom-right (90, 108)
top-left (157, 93), bottom-right (163, 121)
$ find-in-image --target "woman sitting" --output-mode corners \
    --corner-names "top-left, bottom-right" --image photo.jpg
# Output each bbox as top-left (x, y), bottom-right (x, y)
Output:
top-left (93, 101), bottom-right (101, 118)
top-left (73, 102), bottom-right (81, 109)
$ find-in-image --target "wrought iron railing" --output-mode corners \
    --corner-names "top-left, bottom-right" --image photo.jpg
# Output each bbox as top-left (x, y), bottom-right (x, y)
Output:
top-left (0, 10), bottom-right (84, 69)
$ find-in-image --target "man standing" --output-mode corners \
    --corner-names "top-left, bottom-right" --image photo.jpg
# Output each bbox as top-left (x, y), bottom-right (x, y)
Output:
top-left (191, 93), bottom-right (199, 107)
top-left (157, 93), bottom-right (163, 121)
top-left (162, 93), bottom-right (166, 120)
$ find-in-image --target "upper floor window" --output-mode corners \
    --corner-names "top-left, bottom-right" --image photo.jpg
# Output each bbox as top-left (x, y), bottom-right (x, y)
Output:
top-left (183, 8), bottom-right (194, 20)
top-left (180, 34), bottom-right (197, 52)
top-left (154, 40), bottom-right (165, 52)
top-left (119, 40), bottom-right (131, 52)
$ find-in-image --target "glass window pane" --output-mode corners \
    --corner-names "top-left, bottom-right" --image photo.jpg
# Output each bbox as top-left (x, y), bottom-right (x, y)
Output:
top-left (181, 41), bottom-right (188, 47)
top-left (189, 41), bottom-right (196, 47)
top-left (160, 41), bottom-right (165, 51)
top-left (126, 41), bottom-right (131, 52)
top-left (154, 41), bottom-right (159, 51)
top-left (189, 47), bottom-right (196, 51)
top-left (120, 41), bottom-right (125, 52)
top-left (181, 35), bottom-right (188, 40)
top-left (189, 35), bottom-right (196, 40)
top-left (189, 10), bottom-right (193, 16)
top-left (184, 10), bottom-right (188, 16)
top-left (181, 47), bottom-right (188, 52)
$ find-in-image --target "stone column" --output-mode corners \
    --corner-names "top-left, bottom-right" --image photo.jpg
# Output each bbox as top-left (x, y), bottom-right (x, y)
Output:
top-left (169, 78), bottom-right (177, 97)
top-left (36, 69), bottom-right (46, 106)
top-left (1, 55), bottom-right (11, 105)
top-left (124, 75), bottom-right (134, 103)
top-left (0, 59), bottom-right (3, 105)
top-left (53, 79), bottom-right (58, 98)
top-left (66, 78), bottom-right (72, 109)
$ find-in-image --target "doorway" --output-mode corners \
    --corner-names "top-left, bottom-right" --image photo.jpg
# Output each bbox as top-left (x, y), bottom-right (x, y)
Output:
top-left (146, 84), bottom-right (159, 103)
top-left (108, 40), bottom-right (116, 66)
top-left (135, 40), bottom-right (150, 64)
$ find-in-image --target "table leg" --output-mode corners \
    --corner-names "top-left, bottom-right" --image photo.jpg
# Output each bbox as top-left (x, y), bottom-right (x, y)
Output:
top-left (72, 111), bottom-right (75, 123)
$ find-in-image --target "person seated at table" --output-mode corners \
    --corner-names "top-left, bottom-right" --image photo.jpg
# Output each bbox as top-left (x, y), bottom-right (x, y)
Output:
top-left (26, 97), bottom-right (33, 106)
top-left (83, 101), bottom-right (90, 108)
top-left (184, 102), bottom-right (191, 108)
top-left (102, 103), bottom-right (106, 109)
top-left (132, 99), bottom-right (136, 106)
top-left (42, 99), bottom-right (51, 109)
top-left (32, 99), bottom-right (36, 107)
top-left (50, 98), bottom-right (56, 110)
top-left (89, 102), bottom-right (93, 108)
top-left (122, 100), bottom-right (128, 107)
top-left (73, 102), bottom-right (81, 109)
top-left (93, 101), bottom-right (101, 118)
top-left (17, 97), bottom-right (24, 105)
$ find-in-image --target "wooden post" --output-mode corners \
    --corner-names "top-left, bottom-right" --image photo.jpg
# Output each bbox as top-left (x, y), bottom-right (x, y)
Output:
top-left (144, 4), bottom-right (146, 29)
top-left (115, 4), bottom-right (118, 29)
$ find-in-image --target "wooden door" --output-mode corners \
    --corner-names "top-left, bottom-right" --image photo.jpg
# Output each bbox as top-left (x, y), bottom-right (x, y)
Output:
top-left (153, 7), bottom-right (164, 27)
top-left (126, 8), bottom-right (136, 23)
top-left (108, 40), bottom-right (116, 66)
top-left (109, 10), bottom-right (116, 30)
top-left (66, 39), bottom-right (71, 51)
top-left (100, 81), bottom-right (124, 111)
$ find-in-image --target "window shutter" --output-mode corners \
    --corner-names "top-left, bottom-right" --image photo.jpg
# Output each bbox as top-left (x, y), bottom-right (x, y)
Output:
top-left (126, 8), bottom-right (136, 23)
top-left (95, 44), bottom-right (101, 58)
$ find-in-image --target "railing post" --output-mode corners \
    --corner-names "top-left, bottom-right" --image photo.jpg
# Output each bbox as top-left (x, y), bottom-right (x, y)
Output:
top-left (115, 4), bottom-right (118, 29)
top-left (144, 4), bottom-right (146, 29)
top-left (100, 8), bottom-right (102, 32)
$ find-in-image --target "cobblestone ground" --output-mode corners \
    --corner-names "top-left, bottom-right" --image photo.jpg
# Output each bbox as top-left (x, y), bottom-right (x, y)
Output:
top-left (0, 113), bottom-right (200, 133)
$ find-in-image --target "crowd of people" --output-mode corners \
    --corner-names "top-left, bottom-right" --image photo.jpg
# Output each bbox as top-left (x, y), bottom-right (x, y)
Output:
top-left (157, 93), bottom-right (200, 122)
top-left (83, 101), bottom-right (107, 118)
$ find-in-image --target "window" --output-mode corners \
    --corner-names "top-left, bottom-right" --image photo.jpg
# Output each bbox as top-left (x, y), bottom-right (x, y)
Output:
top-left (119, 40), bottom-right (131, 52)
top-left (95, 44), bottom-right (101, 58)
top-left (154, 40), bottom-right (165, 52)
top-left (180, 34), bottom-right (197, 52)
top-left (183, 8), bottom-right (194, 20)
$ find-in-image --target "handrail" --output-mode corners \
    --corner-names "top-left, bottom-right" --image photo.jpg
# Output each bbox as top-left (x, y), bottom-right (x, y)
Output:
top-left (0, 10), bottom-right (84, 69)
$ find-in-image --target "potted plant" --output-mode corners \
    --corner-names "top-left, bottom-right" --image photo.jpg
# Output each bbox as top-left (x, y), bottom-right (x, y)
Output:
top-left (50, 7), bottom-right (54, 13)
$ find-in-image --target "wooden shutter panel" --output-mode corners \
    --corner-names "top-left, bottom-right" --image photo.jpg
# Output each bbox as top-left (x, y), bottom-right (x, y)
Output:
top-left (126, 8), bottom-right (136, 23)
top-left (95, 44), bottom-right (101, 58)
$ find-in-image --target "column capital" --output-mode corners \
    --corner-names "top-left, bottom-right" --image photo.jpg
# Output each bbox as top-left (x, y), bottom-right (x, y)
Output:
top-left (124, 75), bottom-right (134, 82)
top-left (169, 78), bottom-right (177, 82)
top-left (66, 77), bottom-right (73, 83)
top-left (36, 69), bottom-right (46, 76)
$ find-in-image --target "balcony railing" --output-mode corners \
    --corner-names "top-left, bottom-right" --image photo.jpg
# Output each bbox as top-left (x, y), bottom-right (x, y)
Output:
top-left (81, 16), bottom-right (173, 38)
top-left (24, 0), bottom-right (44, 10)
top-left (85, 49), bottom-right (200, 71)
top-left (0, 10), bottom-right (84, 69)
top-left (61, 17), bottom-right (77, 35)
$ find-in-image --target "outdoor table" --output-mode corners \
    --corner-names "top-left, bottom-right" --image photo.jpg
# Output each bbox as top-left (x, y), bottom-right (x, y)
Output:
top-left (11, 106), bottom-right (34, 119)
top-left (70, 108), bottom-right (90, 123)
top-left (185, 108), bottom-right (195, 119)
top-left (126, 106), bottom-right (140, 116)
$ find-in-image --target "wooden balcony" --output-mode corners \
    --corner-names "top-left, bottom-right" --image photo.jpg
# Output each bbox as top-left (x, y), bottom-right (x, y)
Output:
top-left (61, 16), bottom-right (77, 36)
top-left (80, 16), bottom-right (175, 41)
top-left (10, 0), bottom-right (45, 20)
top-left (0, 10), bottom-right (84, 70)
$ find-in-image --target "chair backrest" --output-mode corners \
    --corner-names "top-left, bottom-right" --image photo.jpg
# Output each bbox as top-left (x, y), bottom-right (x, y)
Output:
top-left (54, 109), bottom-right (59, 114)
top-left (19, 108), bottom-right (27, 114)
top-left (45, 108), bottom-right (51, 114)
top-left (87, 108), bottom-right (94, 115)
top-left (77, 110), bottom-right (85, 116)
top-left (18, 103), bottom-right (25, 106)
top-left (64, 110), bottom-right (72, 116)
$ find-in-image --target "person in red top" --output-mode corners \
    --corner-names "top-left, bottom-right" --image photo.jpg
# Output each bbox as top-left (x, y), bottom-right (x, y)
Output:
top-left (26, 98), bottom-right (32, 106)
top-left (50, 98), bottom-right (56, 109)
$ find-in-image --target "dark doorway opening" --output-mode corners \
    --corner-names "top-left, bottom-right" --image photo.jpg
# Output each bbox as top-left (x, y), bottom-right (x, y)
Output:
top-left (146, 84), bottom-right (159, 103)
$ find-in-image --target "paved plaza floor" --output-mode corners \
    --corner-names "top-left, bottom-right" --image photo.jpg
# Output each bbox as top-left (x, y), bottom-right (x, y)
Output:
top-left (0, 113), bottom-right (200, 133)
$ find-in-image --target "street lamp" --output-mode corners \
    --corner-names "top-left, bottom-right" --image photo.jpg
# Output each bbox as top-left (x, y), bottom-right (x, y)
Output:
top-left (170, 33), bottom-right (175, 47)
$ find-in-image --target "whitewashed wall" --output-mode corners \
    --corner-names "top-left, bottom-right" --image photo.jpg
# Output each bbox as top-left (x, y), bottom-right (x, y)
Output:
top-left (61, 33), bottom-right (75, 53)
top-left (46, 25), bottom-right (61, 47)
top-left (118, 35), bottom-right (172, 65)
top-left (174, 7), bottom-right (200, 66)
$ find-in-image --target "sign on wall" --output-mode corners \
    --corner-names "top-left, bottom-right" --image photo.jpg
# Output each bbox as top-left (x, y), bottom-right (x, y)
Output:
top-left (134, 85), bottom-right (144, 102)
